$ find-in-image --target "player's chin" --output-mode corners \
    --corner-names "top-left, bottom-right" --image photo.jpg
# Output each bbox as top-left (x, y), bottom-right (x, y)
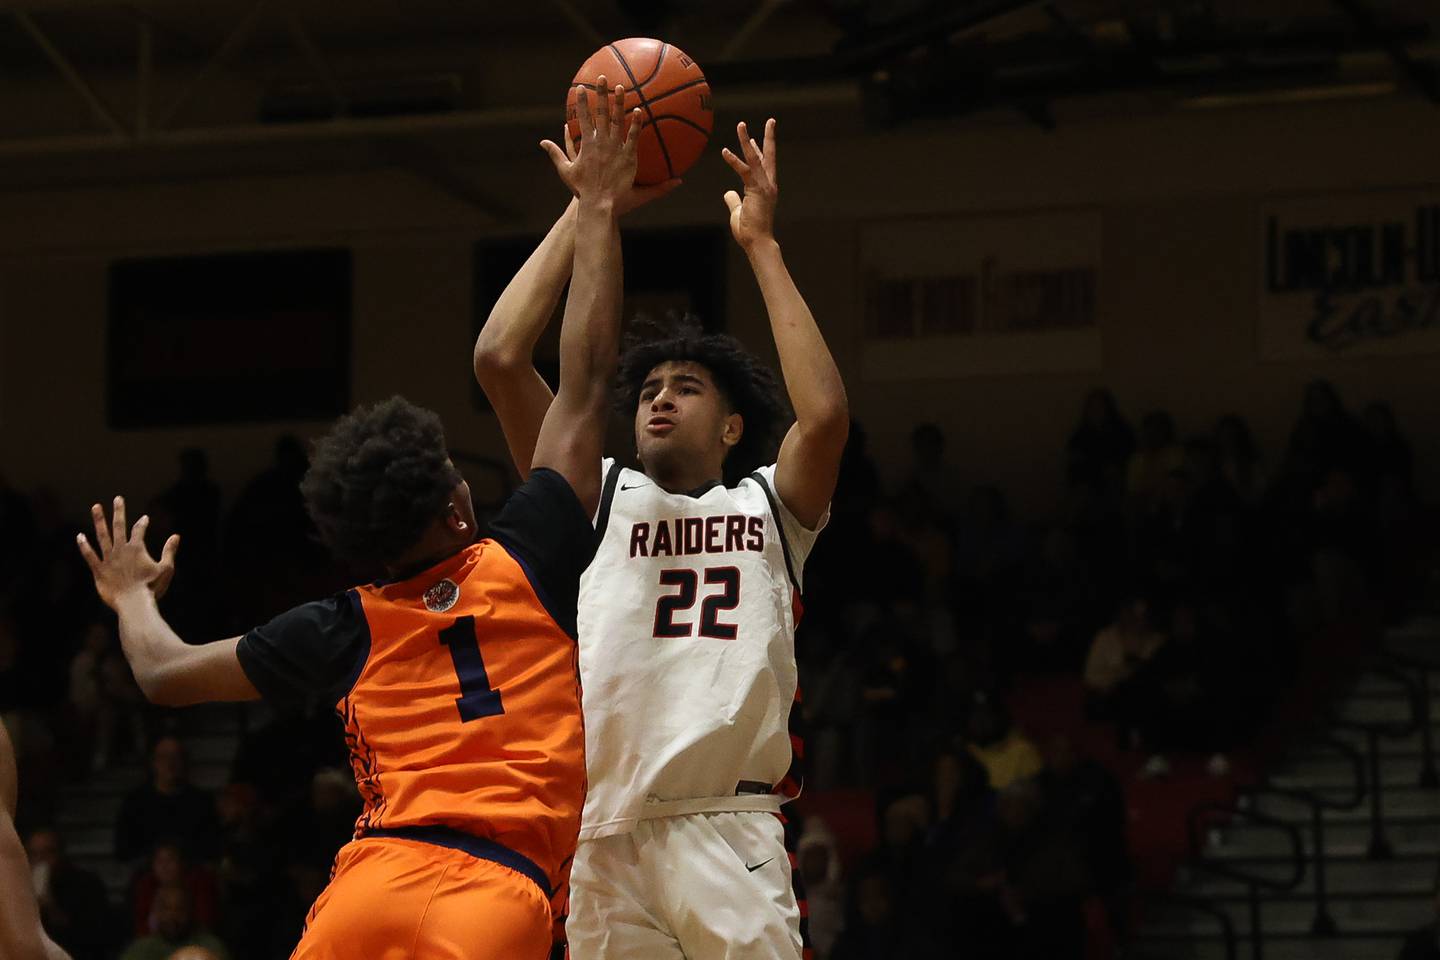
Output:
top-left (638, 434), bottom-right (683, 466)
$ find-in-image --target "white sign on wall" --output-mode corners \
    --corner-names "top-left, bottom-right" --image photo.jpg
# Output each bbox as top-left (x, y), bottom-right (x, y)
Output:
top-left (1260, 189), bottom-right (1440, 361)
top-left (859, 209), bottom-right (1103, 382)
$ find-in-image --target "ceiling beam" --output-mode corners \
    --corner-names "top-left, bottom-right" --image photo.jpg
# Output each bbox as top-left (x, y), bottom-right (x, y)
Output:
top-left (0, 81), bottom-right (859, 160)
top-left (156, 0), bottom-right (268, 129)
top-left (546, 0), bottom-right (605, 49)
top-left (282, 9), bottom-right (348, 117)
top-left (1328, 0), bottom-right (1440, 105)
top-left (369, 138), bottom-right (516, 223)
top-left (718, 0), bottom-right (785, 62)
top-left (11, 10), bottom-right (128, 136)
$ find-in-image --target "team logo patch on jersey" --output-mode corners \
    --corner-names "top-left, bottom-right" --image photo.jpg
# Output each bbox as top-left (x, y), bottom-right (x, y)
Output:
top-left (424, 579), bottom-right (460, 613)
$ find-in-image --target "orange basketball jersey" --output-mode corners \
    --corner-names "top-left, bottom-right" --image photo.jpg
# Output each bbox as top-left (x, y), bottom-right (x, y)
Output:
top-left (238, 468), bottom-right (593, 901)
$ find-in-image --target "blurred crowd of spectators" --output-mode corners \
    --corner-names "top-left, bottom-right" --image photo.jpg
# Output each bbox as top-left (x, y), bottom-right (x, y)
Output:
top-left (1, 438), bottom-right (353, 960)
top-left (0, 379), bottom-right (1432, 959)
top-left (792, 380), bottom-right (1430, 959)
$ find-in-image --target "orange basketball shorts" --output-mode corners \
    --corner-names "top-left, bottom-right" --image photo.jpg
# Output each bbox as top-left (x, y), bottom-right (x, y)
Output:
top-left (291, 836), bottom-right (553, 960)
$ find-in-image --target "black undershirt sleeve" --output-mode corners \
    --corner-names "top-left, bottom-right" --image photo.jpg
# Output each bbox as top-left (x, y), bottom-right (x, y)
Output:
top-left (236, 591), bottom-right (371, 711)
top-left (487, 467), bottom-right (597, 638)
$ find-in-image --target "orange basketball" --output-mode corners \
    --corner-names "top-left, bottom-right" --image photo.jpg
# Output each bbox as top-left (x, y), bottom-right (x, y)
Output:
top-left (566, 38), bottom-right (712, 186)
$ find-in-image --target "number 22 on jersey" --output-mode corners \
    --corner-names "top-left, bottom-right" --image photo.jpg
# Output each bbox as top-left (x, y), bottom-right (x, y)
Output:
top-left (653, 567), bottom-right (740, 640)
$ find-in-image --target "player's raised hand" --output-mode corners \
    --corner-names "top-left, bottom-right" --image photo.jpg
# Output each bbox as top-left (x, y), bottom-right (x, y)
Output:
top-left (721, 118), bottom-right (778, 251)
top-left (541, 77), bottom-right (643, 207)
top-left (75, 496), bottom-right (180, 610)
top-left (546, 115), bottom-right (681, 217)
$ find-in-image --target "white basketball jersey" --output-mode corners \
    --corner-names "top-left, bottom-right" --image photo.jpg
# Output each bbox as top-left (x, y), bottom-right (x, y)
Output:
top-left (575, 459), bottom-right (825, 841)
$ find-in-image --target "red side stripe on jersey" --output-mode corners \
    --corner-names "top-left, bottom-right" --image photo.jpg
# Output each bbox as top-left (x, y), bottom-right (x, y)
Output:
top-left (776, 679), bottom-right (806, 799)
top-left (785, 843), bottom-right (813, 952)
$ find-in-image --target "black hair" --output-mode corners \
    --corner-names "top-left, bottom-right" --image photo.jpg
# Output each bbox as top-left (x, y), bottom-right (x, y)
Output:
top-left (300, 396), bottom-right (461, 573)
top-left (615, 320), bottom-right (790, 485)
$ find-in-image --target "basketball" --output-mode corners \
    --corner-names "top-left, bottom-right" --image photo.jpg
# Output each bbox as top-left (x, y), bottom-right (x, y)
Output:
top-left (567, 38), bottom-right (713, 186)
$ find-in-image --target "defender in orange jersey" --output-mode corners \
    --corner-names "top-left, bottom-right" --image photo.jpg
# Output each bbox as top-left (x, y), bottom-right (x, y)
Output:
top-left (76, 81), bottom-right (645, 960)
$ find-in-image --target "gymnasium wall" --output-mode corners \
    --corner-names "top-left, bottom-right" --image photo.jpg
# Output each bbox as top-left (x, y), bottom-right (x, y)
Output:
top-left (1, 93), bottom-right (1437, 518)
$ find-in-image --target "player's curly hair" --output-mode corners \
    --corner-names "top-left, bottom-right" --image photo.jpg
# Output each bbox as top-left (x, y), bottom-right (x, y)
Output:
top-left (615, 317), bottom-right (791, 485)
top-left (301, 396), bottom-right (462, 572)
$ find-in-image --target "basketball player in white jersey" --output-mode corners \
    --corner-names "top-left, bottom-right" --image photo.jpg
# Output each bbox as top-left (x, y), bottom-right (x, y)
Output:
top-left (477, 114), bottom-right (847, 959)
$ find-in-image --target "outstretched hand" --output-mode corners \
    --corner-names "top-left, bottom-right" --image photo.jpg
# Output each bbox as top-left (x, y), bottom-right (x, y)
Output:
top-left (75, 496), bottom-right (180, 610)
top-left (721, 118), bottom-right (778, 250)
top-left (542, 77), bottom-right (668, 212)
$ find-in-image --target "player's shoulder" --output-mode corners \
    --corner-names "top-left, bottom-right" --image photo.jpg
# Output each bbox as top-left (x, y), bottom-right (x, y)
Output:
top-left (733, 463), bottom-right (781, 504)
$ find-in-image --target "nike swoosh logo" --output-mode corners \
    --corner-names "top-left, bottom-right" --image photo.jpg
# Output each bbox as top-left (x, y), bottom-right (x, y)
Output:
top-left (620, 482), bottom-right (651, 491)
top-left (746, 858), bottom-right (774, 873)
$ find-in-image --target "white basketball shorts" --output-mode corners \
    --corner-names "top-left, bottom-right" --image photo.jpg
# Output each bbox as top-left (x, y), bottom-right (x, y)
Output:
top-left (566, 811), bottom-right (804, 960)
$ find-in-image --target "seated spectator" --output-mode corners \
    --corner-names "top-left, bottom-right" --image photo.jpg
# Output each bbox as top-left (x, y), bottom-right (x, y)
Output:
top-left (26, 826), bottom-right (117, 960)
top-left (1082, 594), bottom-right (1166, 744)
top-left (215, 783), bottom-right (283, 960)
top-left (118, 886), bottom-right (228, 960)
top-left (1039, 735), bottom-right (1130, 938)
top-left (925, 747), bottom-right (995, 910)
top-left (900, 422), bottom-right (963, 527)
top-left (830, 866), bottom-right (938, 960)
top-left (1214, 414), bottom-right (1265, 505)
top-left (964, 695), bottom-right (1042, 791)
top-left (1016, 524), bottom-right (1099, 674)
top-left (864, 791), bottom-right (932, 913)
top-left (798, 624), bottom-right (861, 790)
top-left (151, 448), bottom-right (222, 638)
top-left (279, 768), bottom-right (361, 873)
top-left (114, 737), bottom-right (220, 868)
top-left (854, 619), bottom-right (931, 786)
top-left (68, 620), bottom-right (147, 773)
top-left (130, 842), bottom-right (218, 938)
top-left (1066, 388), bottom-right (1134, 500)
top-left (861, 503), bottom-right (926, 612)
top-left (892, 494), bottom-right (954, 610)
top-left (230, 704), bottom-right (349, 816)
top-left (1127, 599), bottom-right (1246, 776)
top-left (1284, 379), bottom-right (1369, 489)
top-left (992, 779), bottom-right (1090, 960)
top-left (1125, 411), bottom-right (1184, 507)
top-left (929, 748), bottom-right (992, 838)
top-left (167, 949), bottom-right (224, 960)
top-left (941, 779), bottom-right (1089, 960)
top-left (1363, 401), bottom-right (1413, 495)
top-left (796, 818), bottom-right (847, 960)
top-left (954, 485), bottom-right (1025, 624)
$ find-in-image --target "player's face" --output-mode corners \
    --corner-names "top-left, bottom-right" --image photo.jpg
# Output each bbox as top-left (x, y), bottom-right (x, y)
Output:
top-left (634, 361), bottom-right (739, 475)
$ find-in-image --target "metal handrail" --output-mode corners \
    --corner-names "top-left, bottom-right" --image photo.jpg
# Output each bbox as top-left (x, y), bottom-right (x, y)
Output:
top-left (1326, 662), bottom-right (1423, 738)
top-left (1185, 801), bottom-right (1305, 960)
top-left (1379, 640), bottom-right (1440, 789)
top-left (1187, 802), bottom-right (1306, 891)
top-left (1325, 662), bottom-right (1424, 859)
top-left (1133, 894), bottom-right (1240, 960)
top-left (1257, 735), bottom-right (1366, 810)
top-left (1242, 736), bottom-right (1365, 937)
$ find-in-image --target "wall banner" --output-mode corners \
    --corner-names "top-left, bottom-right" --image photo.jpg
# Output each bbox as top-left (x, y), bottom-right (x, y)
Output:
top-left (1260, 189), bottom-right (1440, 361)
